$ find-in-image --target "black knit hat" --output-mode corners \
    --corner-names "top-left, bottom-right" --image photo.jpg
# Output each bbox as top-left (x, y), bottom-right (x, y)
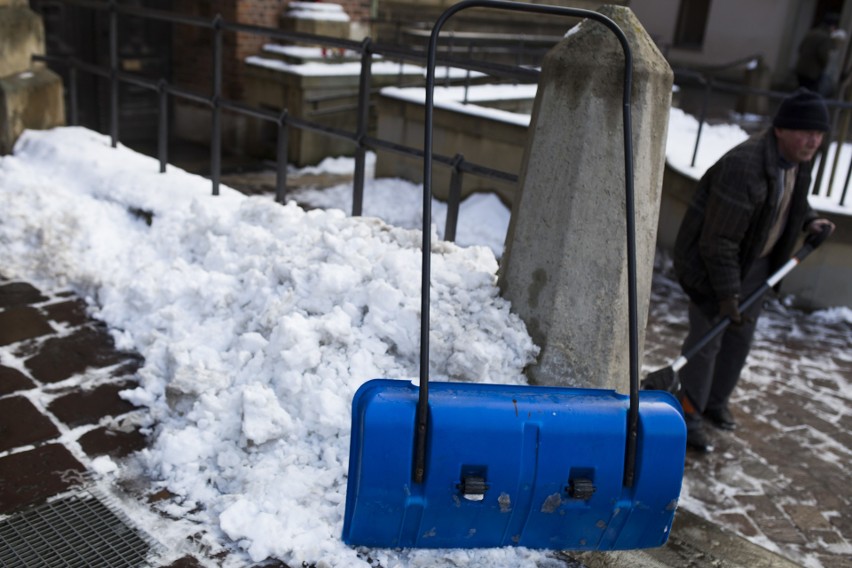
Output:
top-left (773, 88), bottom-right (830, 132)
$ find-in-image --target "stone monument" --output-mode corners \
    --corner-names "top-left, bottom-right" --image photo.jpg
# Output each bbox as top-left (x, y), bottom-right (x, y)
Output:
top-left (499, 6), bottom-right (672, 391)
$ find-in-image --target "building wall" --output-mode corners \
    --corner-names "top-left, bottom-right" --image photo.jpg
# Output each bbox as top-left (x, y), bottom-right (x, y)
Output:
top-left (171, 1), bottom-right (239, 99)
top-left (629, 0), bottom-right (811, 86)
top-left (235, 0), bottom-right (291, 83)
top-left (169, 0), bottom-right (370, 149)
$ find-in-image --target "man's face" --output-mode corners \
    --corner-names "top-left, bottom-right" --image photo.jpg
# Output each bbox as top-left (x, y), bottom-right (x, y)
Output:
top-left (775, 128), bottom-right (824, 163)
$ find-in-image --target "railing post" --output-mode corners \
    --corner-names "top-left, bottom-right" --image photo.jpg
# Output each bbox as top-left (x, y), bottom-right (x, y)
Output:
top-left (840, 153), bottom-right (852, 206)
top-left (824, 105), bottom-right (844, 198)
top-left (68, 61), bottom-right (79, 126)
top-left (211, 14), bottom-right (223, 196)
top-left (813, 143), bottom-right (829, 197)
top-left (517, 36), bottom-right (524, 67)
top-left (690, 76), bottom-right (712, 168)
top-left (157, 79), bottom-right (169, 173)
top-left (463, 44), bottom-right (473, 104)
top-left (352, 37), bottom-right (373, 217)
top-left (444, 154), bottom-right (464, 243)
top-left (276, 110), bottom-right (289, 204)
top-left (109, 0), bottom-right (119, 147)
top-left (445, 32), bottom-right (453, 87)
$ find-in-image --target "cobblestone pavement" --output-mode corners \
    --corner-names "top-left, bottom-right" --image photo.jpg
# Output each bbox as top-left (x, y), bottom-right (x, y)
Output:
top-left (1, 251), bottom-right (849, 567)
top-left (0, 279), bottom-right (222, 567)
top-left (644, 258), bottom-right (852, 568)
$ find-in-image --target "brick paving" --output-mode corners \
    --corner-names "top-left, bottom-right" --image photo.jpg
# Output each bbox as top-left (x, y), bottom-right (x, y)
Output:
top-left (0, 250), bottom-right (849, 566)
top-left (644, 259), bottom-right (852, 568)
top-left (0, 279), bottom-right (162, 564)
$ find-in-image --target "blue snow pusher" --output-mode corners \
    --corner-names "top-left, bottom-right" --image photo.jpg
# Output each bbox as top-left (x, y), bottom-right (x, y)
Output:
top-left (343, 381), bottom-right (685, 549)
top-left (342, 0), bottom-right (686, 550)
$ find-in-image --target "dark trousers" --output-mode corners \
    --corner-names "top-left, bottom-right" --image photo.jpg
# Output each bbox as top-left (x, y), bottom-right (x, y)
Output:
top-left (679, 257), bottom-right (771, 413)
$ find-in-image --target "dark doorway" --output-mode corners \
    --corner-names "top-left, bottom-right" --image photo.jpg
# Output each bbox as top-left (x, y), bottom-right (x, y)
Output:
top-left (673, 0), bottom-right (712, 50)
top-left (812, 0), bottom-right (845, 27)
top-left (29, 0), bottom-right (172, 145)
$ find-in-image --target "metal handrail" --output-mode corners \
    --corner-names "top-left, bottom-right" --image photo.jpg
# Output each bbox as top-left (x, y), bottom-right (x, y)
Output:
top-left (33, 0), bottom-right (551, 229)
top-left (672, 68), bottom-right (852, 206)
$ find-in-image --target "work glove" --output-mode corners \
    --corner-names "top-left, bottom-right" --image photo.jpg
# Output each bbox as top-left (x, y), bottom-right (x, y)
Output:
top-left (806, 218), bottom-right (835, 237)
top-left (718, 297), bottom-right (742, 325)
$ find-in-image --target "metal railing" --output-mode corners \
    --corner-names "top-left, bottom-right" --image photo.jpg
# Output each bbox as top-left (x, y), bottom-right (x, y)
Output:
top-left (673, 61), bottom-right (852, 208)
top-left (32, 0), bottom-right (555, 243)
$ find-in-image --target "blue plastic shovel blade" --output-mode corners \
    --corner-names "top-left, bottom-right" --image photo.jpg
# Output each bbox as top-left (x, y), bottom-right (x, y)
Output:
top-left (342, 379), bottom-right (685, 550)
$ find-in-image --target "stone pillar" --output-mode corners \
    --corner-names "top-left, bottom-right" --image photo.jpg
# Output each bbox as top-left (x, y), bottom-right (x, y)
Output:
top-left (498, 6), bottom-right (672, 392)
top-left (737, 57), bottom-right (770, 116)
top-left (0, 0), bottom-right (65, 155)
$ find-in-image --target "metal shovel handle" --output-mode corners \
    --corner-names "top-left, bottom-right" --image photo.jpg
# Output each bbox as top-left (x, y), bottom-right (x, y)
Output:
top-left (673, 224), bottom-right (833, 374)
top-left (414, 0), bottom-right (638, 487)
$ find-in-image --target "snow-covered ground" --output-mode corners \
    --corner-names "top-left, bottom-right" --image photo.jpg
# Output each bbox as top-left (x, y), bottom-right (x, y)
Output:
top-left (0, 127), bottom-right (543, 567)
top-left (0, 102), bottom-right (849, 567)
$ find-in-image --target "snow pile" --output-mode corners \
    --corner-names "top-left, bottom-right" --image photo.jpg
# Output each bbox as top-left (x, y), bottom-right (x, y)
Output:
top-left (0, 127), bottom-right (539, 566)
top-left (291, 176), bottom-right (511, 258)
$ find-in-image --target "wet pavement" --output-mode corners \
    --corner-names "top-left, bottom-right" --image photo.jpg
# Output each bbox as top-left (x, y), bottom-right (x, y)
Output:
top-left (643, 259), bottom-right (852, 568)
top-left (0, 194), bottom-right (849, 566)
top-left (0, 282), bottom-right (145, 511)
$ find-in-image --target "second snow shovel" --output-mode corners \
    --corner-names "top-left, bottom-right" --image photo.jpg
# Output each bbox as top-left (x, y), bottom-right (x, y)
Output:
top-left (642, 224), bottom-right (833, 393)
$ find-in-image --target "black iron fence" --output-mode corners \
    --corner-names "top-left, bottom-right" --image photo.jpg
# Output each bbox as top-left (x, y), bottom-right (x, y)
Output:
top-left (672, 60), bottom-right (852, 208)
top-left (32, 0), bottom-right (556, 243)
top-left (31, 1), bottom-right (850, 238)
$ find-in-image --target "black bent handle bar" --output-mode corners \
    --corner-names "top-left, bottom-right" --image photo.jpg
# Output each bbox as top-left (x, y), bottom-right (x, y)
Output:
top-left (414, 0), bottom-right (640, 488)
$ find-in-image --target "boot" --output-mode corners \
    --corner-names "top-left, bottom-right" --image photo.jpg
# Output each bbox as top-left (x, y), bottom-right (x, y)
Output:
top-left (680, 394), bottom-right (711, 452)
top-left (684, 411), bottom-right (711, 453)
top-left (704, 405), bottom-right (736, 431)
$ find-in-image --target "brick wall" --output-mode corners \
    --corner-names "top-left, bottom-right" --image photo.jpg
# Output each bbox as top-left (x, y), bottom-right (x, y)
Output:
top-left (171, 0), bottom-right (371, 101)
top-left (235, 0), bottom-right (290, 84)
top-left (171, 1), bottom-right (240, 98)
top-left (337, 0), bottom-right (373, 23)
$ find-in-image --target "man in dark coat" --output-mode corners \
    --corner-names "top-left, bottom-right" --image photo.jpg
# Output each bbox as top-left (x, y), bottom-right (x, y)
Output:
top-left (673, 88), bottom-right (836, 452)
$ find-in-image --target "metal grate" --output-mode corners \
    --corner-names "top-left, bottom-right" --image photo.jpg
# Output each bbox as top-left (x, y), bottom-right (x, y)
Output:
top-left (0, 491), bottom-right (154, 568)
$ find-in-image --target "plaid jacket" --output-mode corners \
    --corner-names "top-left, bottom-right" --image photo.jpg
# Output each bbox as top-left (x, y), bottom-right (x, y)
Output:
top-left (673, 128), bottom-right (818, 308)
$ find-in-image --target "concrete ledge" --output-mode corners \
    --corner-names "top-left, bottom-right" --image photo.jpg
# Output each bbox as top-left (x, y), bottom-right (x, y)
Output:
top-left (374, 91), bottom-right (527, 203)
top-left (778, 207), bottom-right (852, 309)
top-left (279, 3), bottom-right (351, 40)
top-left (242, 64), bottom-right (364, 166)
top-left (0, 67), bottom-right (65, 154)
top-left (571, 509), bottom-right (800, 568)
top-left (658, 162), bottom-right (852, 309)
top-left (240, 63), bottom-right (423, 166)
